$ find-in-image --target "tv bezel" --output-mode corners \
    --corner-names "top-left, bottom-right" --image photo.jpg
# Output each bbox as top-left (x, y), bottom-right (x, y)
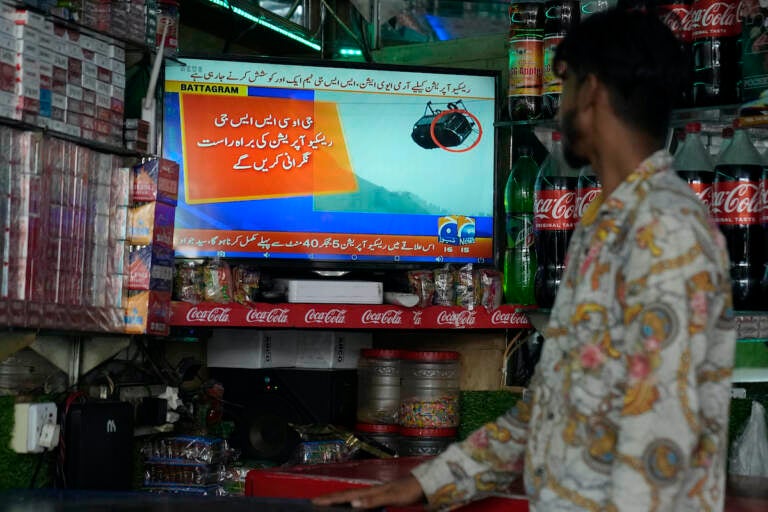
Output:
top-left (162, 53), bottom-right (503, 273)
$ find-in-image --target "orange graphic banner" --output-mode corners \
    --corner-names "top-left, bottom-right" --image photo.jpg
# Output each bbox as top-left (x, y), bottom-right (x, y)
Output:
top-left (175, 228), bottom-right (493, 259)
top-left (179, 92), bottom-right (358, 204)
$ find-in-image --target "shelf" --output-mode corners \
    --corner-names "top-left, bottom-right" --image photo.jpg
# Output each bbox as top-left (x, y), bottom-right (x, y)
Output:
top-left (170, 301), bottom-right (533, 330)
top-left (495, 104), bottom-right (744, 131)
top-left (0, 116), bottom-right (140, 157)
top-left (732, 367), bottom-right (768, 383)
top-left (0, 300), bottom-right (124, 333)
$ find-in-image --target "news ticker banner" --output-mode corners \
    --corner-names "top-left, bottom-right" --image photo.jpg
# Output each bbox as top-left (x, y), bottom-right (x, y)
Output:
top-left (174, 228), bottom-right (493, 260)
top-left (171, 301), bottom-right (533, 330)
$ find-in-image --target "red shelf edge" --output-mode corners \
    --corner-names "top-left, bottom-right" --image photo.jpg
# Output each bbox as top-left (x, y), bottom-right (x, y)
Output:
top-left (170, 301), bottom-right (533, 330)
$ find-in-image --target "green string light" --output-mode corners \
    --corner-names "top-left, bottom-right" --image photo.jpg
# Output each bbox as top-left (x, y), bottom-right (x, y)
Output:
top-left (207, 0), bottom-right (321, 51)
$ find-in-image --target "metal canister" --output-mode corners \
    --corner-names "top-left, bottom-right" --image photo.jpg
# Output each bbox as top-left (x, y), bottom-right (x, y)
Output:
top-left (399, 350), bottom-right (460, 429)
top-left (356, 349), bottom-right (401, 425)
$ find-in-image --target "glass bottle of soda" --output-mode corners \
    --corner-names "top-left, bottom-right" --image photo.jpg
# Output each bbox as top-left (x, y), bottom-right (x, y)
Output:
top-left (533, 132), bottom-right (579, 308)
top-left (673, 122), bottom-right (714, 213)
top-left (542, 0), bottom-right (579, 119)
top-left (508, 1), bottom-right (544, 121)
top-left (576, 165), bottom-right (602, 221)
top-left (713, 126), bottom-right (765, 310)
top-left (504, 147), bottom-right (538, 305)
top-left (690, 0), bottom-right (742, 106)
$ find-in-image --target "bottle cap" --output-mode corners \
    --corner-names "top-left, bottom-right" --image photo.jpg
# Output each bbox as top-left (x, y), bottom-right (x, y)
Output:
top-left (723, 127), bottom-right (734, 138)
top-left (551, 131), bottom-right (562, 142)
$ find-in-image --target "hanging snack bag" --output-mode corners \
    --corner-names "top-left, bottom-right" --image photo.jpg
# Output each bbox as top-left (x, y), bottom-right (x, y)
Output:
top-left (232, 265), bottom-right (261, 304)
top-left (407, 270), bottom-right (435, 308)
top-left (455, 263), bottom-right (478, 309)
top-left (433, 265), bottom-right (456, 306)
top-left (203, 259), bottom-right (233, 303)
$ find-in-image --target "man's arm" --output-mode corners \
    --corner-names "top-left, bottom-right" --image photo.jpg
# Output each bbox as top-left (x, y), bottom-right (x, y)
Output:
top-left (312, 396), bottom-right (531, 509)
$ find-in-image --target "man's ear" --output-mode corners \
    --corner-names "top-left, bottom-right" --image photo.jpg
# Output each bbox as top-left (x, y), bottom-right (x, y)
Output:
top-left (577, 73), bottom-right (600, 111)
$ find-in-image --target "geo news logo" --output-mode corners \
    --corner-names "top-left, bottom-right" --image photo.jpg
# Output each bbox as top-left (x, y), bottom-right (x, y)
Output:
top-left (438, 215), bottom-right (476, 245)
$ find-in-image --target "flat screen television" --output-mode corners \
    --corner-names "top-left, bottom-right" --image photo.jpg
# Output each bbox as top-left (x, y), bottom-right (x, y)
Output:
top-left (162, 56), bottom-right (500, 269)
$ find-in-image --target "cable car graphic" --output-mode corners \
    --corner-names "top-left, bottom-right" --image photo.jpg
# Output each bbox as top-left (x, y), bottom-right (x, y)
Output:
top-left (411, 100), bottom-right (481, 151)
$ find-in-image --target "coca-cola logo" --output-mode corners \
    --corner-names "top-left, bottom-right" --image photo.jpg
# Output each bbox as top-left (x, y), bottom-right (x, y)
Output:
top-left (659, 6), bottom-right (694, 41)
top-left (688, 183), bottom-right (713, 209)
top-left (186, 306), bottom-right (231, 323)
top-left (576, 188), bottom-right (601, 218)
top-left (691, 1), bottom-right (742, 39)
top-left (712, 181), bottom-right (760, 224)
top-left (490, 310), bottom-right (528, 326)
top-left (245, 308), bottom-right (290, 324)
top-left (304, 308), bottom-right (347, 324)
top-left (534, 189), bottom-right (576, 230)
top-left (361, 309), bottom-right (403, 325)
top-left (436, 309), bottom-right (476, 328)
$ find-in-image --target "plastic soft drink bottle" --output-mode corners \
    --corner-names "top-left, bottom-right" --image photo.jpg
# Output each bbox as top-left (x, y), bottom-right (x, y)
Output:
top-left (508, 1), bottom-right (544, 120)
top-left (504, 148), bottom-right (538, 305)
top-left (576, 165), bottom-right (602, 221)
top-left (542, 0), bottom-right (579, 118)
top-left (655, 0), bottom-right (693, 107)
top-left (713, 126), bottom-right (765, 310)
top-left (533, 132), bottom-right (579, 308)
top-left (673, 122), bottom-right (714, 213)
top-left (690, 0), bottom-right (742, 106)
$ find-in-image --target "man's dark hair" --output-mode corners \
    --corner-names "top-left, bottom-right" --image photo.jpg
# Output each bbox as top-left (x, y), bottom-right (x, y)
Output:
top-left (554, 9), bottom-right (686, 143)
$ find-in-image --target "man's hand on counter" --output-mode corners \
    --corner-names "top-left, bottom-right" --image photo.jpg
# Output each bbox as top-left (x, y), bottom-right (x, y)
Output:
top-left (311, 475), bottom-right (425, 509)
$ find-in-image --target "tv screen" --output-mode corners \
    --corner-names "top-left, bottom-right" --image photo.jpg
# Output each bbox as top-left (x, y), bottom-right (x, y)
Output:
top-left (163, 56), bottom-right (499, 268)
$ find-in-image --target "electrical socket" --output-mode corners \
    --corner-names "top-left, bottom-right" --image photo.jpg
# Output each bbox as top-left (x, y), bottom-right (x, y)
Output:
top-left (11, 402), bottom-right (58, 453)
top-left (27, 402), bottom-right (57, 453)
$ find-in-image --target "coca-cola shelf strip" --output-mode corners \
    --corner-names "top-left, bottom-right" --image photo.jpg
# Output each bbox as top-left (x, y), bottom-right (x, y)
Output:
top-left (0, 300), bottom-right (124, 333)
top-left (171, 302), bottom-right (534, 330)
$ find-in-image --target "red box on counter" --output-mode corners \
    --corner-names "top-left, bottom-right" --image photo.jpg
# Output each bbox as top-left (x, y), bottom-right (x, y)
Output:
top-left (131, 158), bottom-right (179, 205)
top-left (245, 457), bottom-right (529, 512)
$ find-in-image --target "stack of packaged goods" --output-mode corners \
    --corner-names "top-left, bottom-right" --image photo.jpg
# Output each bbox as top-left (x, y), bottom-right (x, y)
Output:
top-left (125, 158), bottom-right (179, 336)
top-left (0, 4), bottom-right (127, 148)
top-left (0, 127), bottom-right (126, 329)
top-left (0, 128), bottom-right (42, 303)
top-left (51, 1), bottom-right (153, 49)
top-left (140, 435), bottom-right (236, 496)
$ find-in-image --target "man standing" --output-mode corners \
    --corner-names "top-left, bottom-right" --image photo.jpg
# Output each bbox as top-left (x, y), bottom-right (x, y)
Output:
top-left (313, 9), bottom-right (735, 511)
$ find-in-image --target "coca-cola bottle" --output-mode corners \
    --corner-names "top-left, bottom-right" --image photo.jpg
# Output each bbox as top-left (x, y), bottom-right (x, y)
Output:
top-left (508, 1), bottom-right (544, 120)
top-left (673, 122), bottom-right (714, 213)
top-left (533, 132), bottom-right (579, 308)
top-left (576, 165), bottom-right (602, 221)
top-left (542, 0), bottom-right (579, 118)
top-left (713, 127), bottom-right (765, 310)
top-left (690, 0), bottom-right (742, 106)
top-left (504, 148), bottom-right (538, 304)
top-left (656, 0), bottom-right (693, 107)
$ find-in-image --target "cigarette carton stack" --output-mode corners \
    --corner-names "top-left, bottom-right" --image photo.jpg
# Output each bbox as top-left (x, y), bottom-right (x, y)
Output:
top-left (125, 158), bottom-right (179, 336)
